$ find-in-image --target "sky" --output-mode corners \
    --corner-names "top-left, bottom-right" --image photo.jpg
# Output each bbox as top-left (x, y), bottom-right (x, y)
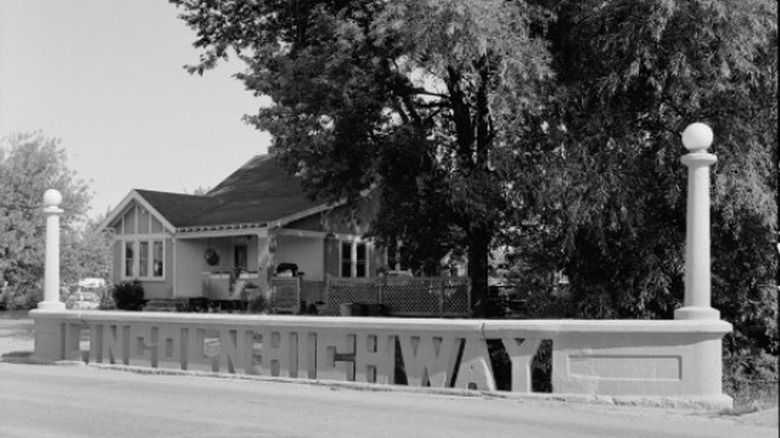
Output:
top-left (0, 0), bottom-right (272, 218)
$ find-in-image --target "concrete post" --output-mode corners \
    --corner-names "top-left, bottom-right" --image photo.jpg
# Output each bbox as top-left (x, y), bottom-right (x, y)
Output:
top-left (39, 189), bottom-right (65, 310)
top-left (675, 123), bottom-right (719, 320)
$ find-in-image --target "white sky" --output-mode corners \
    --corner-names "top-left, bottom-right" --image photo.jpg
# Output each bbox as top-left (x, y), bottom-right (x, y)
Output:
top-left (0, 0), bottom-right (272, 218)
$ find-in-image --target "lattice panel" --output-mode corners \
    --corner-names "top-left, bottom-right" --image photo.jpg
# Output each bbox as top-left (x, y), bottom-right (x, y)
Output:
top-left (270, 278), bottom-right (301, 314)
top-left (441, 279), bottom-right (471, 316)
top-left (323, 277), bottom-right (471, 317)
top-left (381, 279), bottom-right (440, 316)
top-left (322, 277), bottom-right (380, 316)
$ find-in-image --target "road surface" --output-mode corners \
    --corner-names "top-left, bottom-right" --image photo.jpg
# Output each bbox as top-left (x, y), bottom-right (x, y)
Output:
top-left (1, 361), bottom-right (777, 438)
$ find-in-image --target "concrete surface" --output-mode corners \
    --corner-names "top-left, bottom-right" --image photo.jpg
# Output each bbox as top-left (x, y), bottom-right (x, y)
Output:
top-left (28, 307), bottom-right (732, 406)
top-left (2, 311), bottom-right (777, 438)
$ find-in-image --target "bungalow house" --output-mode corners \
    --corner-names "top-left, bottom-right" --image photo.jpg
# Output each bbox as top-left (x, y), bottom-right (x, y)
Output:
top-left (99, 155), bottom-right (384, 305)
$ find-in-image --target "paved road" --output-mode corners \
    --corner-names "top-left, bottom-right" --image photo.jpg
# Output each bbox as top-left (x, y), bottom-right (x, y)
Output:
top-left (0, 312), bottom-right (776, 438)
top-left (0, 361), bottom-right (776, 438)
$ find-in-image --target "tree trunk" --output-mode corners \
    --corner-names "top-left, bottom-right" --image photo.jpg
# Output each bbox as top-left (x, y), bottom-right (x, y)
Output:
top-left (468, 60), bottom-right (493, 318)
top-left (468, 225), bottom-right (490, 318)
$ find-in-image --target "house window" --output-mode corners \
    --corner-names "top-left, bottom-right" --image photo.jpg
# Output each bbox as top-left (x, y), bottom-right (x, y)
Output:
top-left (340, 241), bottom-right (369, 278)
top-left (341, 242), bottom-right (352, 277)
top-left (356, 244), bottom-right (367, 277)
top-left (122, 239), bottom-right (165, 280)
top-left (139, 241), bottom-right (149, 277)
top-left (152, 241), bottom-right (164, 277)
top-left (388, 242), bottom-right (409, 271)
top-left (124, 241), bottom-right (135, 277)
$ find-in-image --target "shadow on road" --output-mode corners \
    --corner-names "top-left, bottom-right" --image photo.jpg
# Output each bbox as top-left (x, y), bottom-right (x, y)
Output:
top-left (2, 350), bottom-right (35, 364)
top-left (0, 310), bottom-right (35, 363)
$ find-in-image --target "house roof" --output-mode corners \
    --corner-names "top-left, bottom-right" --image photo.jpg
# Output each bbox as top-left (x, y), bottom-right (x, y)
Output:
top-left (195, 155), bottom-right (322, 227)
top-left (107, 155), bottom-right (328, 231)
top-left (133, 190), bottom-right (222, 228)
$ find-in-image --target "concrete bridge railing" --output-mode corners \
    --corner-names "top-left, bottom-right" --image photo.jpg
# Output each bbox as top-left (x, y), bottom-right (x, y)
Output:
top-left (30, 310), bottom-right (731, 407)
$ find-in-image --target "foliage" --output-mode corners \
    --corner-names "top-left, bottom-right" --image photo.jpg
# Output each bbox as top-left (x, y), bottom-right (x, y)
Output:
top-left (111, 280), bottom-right (146, 311)
top-left (246, 291), bottom-right (267, 314)
top-left (0, 132), bottom-right (105, 309)
top-left (0, 282), bottom-right (43, 310)
top-left (506, 0), bottom-right (777, 387)
top-left (60, 217), bottom-right (114, 285)
top-left (98, 291), bottom-right (116, 311)
top-left (170, 0), bottom-right (555, 316)
top-left (550, 0), bottom-right (776, 319)
top-left (172, 0), bottom-right (776, 382)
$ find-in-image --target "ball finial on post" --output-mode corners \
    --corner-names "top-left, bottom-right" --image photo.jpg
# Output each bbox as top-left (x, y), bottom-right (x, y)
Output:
top-left (681, 122), bottom-right (713, 153)
top-left (43, 189), bottom-right (63, 208)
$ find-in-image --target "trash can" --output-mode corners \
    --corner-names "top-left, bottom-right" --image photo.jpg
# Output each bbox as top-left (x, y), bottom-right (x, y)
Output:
top-left (341, 303), bottom-right (369, 316)
top-left (366, 304), bottom-right (386, 316)
top-left (340, 303), bottom-right (358, 316)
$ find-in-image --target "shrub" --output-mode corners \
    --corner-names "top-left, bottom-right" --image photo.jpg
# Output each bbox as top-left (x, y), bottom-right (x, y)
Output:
top-left (1, 283), bottom-right (42, 310)
top-left (111, 281), bottom-right (145, 311)
top-left (246, 291), bottom-right (267, 314)
top-left (98, 291), bottom-right (116, 310)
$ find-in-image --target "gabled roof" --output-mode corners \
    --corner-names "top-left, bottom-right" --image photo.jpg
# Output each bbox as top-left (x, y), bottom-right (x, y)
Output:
top-left (133, 190), bottom-right (222, 228)
top-left (193, 155), bottom-right (322, 227)
top-left (102, 155), bottom-right (330, 232)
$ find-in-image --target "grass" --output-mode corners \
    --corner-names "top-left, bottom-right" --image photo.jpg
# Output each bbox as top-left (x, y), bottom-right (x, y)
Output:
top-left (723, 379), bottom-right (779, 413)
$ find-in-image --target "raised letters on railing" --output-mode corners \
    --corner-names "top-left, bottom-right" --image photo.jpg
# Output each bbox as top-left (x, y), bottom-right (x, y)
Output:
top-left (66, 320), bottom-right (543, 392)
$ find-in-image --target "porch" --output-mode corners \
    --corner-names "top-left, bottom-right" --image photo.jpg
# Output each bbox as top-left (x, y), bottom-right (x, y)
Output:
top-left (172, 230), bottom-right (331, 303)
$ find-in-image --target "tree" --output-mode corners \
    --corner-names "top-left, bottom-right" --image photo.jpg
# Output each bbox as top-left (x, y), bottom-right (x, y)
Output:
top-left (60, 216), bottom-right (114, 286)
top-left (172, 0), bottom-right (776, 354)
top-left (172, 0), bottom-right (554, 315)
top-left (508, 0), bottom-right (777, 390)
top-left (0, 132), bottom-right (107, 309)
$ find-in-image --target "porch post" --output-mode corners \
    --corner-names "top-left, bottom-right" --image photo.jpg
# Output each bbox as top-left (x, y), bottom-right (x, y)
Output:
top-left (350, 240), bottom-right (358, 277)
top-left (323, 233), bottom-right (340, 278)
top-left (39, 189), bottom-right (65, 310)
top-left (675, 122), bottom-right (719, 320)
top-left (257, 227), bottom-right (278, 297)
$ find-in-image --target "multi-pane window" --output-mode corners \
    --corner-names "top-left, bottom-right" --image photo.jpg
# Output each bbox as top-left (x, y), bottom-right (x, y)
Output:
top-left (123, 239), bottom-right (165, 280)
top-left (118, 204), bottom-right (167, 281)
top-left (340, 241), bottom-right (369, 278)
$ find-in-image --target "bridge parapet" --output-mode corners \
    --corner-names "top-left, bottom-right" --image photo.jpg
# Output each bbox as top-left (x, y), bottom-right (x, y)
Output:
top-left (30, 310), bottom-right (731, 408)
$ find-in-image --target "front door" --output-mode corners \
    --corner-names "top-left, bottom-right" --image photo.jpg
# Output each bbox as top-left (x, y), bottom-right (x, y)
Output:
top-left (234, 245), bottom-right (248, 272)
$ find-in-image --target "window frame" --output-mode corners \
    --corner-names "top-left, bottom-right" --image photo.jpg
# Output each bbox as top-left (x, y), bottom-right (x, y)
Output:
top-left (117, 204), bottom-right (168, 282)
top-left (120, 237), bottom-right (167, 282)
top-left (338, 239), bottom-right (370, 278)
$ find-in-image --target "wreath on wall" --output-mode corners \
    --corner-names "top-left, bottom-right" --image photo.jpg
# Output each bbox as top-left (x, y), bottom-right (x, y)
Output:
top-left (204, 248), bottom-right (220, 266)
